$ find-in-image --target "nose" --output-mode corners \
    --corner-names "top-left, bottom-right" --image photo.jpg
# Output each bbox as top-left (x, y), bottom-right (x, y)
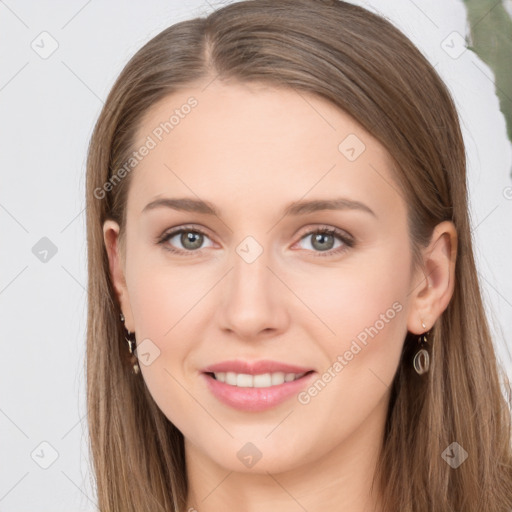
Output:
top-left (216, 244), bottom-right (290, 340)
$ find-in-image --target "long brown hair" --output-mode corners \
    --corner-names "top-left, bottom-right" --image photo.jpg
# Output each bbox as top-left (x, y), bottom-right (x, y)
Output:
top-left (85, 1), bottom-right (512, 510)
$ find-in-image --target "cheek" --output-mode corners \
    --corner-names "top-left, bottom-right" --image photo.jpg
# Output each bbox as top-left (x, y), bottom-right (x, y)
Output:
top-left (127, 257), bottom-right (215, 339)
top-left (125, 264), bottom-right (212, 430)
top-left (299, 241), bottom-right (410, 344)
top-left (295, 242), bottom-right (410, 411)
top-left (125, 259), bottom-right (219, 409)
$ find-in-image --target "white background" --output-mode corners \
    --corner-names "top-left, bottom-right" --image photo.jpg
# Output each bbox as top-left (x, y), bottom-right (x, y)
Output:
top-left (1, 0), bottom-right (511, 510)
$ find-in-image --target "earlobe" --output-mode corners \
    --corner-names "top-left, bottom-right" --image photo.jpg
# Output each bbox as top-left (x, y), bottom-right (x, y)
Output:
top-left (407, 220), bottom-right (457, 334)
top-left (103, 220), bottom-right (133, 328)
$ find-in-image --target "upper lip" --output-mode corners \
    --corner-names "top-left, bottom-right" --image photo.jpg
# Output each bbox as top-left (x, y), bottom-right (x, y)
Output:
top-left (202, 359), bottom-right (315, 375)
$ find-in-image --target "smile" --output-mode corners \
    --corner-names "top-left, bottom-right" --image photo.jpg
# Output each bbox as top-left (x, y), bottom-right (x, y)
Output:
top-left (202, 370), bottom-right (316, 412)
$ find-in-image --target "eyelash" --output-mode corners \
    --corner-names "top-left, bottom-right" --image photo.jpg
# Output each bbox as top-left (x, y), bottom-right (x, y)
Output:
top-left (156, 224), bottom-right (355, 258)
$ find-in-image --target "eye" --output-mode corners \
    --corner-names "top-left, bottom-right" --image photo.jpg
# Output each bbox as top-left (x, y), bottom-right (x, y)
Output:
top-left (294, 226), bottom-right (354, 257)
top-left (157, 226), bottom-right (214, 255)
top-left (157, 224), bottom-right (354, 257)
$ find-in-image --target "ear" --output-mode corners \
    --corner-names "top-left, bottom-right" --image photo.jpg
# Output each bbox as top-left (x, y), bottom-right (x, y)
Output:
top-left (406, 220), bottom-right (458, 334)
top-left (103, 220), bottom-right (134, 331)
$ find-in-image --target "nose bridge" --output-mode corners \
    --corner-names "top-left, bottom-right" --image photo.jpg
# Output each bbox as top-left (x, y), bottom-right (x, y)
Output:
top-left (230, 234), bottom-right (275, 303)
top-left (217, 234), bottom-right (287, 337)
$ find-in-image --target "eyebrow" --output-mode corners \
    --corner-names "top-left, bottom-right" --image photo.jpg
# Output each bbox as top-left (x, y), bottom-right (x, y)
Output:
top-left (141, 196), bottom-right (376, 218)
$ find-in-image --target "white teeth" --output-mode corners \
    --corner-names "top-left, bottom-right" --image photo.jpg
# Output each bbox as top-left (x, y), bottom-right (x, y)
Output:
top-left (226, 372), bottom-right (237, 385)
top-left (237, 373), bottom-right (253, 387)
top-left (212, 371), bottom-right (307, 388)
top-left (271, 372), bottom-right (285, 385)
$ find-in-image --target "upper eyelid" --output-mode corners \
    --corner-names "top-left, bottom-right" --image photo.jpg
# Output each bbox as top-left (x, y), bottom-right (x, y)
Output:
top-left (159, 225), bottom-right (213, 242)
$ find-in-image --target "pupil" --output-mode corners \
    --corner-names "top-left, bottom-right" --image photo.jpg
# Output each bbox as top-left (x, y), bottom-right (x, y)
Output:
top-left (313, 233), bottom-right (334, 251)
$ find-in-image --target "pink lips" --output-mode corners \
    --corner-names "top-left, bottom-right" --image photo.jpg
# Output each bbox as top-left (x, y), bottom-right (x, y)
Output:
top-left (201, 359), bottom-right (314, 375)
top-left (201, 359), bottom-right (316, 412)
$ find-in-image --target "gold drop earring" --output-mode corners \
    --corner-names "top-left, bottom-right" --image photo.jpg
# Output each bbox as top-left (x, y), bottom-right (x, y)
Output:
top-left (120, 313), bottom-right (140, 375)
top-left (413, 320), bottom-right (431, 375)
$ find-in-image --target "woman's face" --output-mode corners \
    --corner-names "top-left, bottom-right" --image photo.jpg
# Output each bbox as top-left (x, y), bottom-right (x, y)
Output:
top-left (105, 81), bottom-right (425, 474)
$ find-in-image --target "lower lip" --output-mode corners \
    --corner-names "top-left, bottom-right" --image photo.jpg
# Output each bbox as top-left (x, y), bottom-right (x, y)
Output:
top-left (201, 371), bottom-right (316, 412)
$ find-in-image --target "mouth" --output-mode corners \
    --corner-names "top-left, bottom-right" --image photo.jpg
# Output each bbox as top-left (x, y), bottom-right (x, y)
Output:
top-left (201, 370), bottom-right (317, 412)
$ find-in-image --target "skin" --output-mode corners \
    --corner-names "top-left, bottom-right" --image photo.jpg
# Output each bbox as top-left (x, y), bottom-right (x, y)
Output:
top-left (103, 80), bottom-right (457, 512)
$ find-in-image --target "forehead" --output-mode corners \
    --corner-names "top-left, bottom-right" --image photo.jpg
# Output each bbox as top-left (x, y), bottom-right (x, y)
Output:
top-left (128, 81), bottom-right (404, 220)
